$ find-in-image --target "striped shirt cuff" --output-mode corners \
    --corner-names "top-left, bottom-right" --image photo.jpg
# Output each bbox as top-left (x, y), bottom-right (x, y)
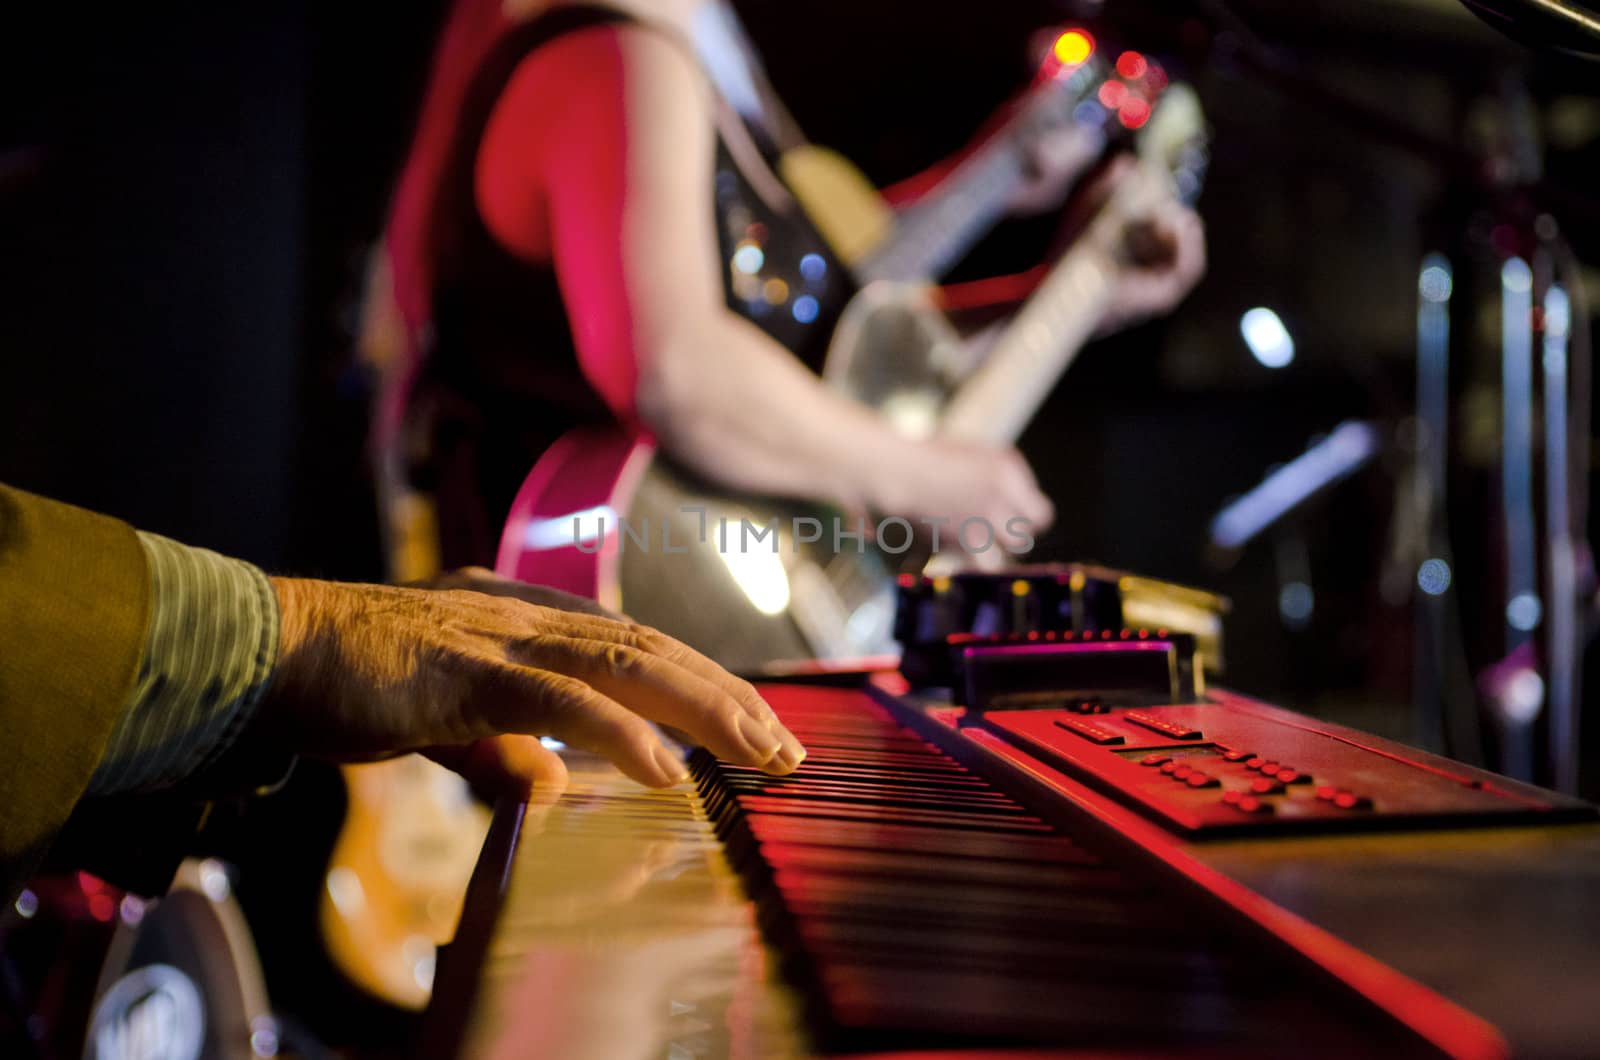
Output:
top-left (86, 533), bottom-right (281, 794)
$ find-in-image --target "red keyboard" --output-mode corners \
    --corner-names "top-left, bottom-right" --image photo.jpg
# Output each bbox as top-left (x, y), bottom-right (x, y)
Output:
top-left (694, 685), bottom-right (1450, 1054)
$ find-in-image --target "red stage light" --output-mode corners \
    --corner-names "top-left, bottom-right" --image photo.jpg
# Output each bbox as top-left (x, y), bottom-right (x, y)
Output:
top-left (1098, 81), bottom-right (1129, 109)
top-left (1120, 97), bottom-right (1152, 129)
top-left (1117, 51), bottom-right (1148, 79)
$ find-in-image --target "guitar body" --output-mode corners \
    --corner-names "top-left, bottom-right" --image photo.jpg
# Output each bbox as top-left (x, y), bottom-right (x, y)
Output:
top-left (778, 144), bottom-right (896, 270)
top-left (497, 426), bottom-right (903, 673)
top-left (490, 283), bottom-right (984, 671)
top-left (320, 758), bottom-right (489, 1010)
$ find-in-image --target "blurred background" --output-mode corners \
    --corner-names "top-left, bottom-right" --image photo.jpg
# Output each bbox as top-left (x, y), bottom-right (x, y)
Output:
top-left (1, 0), bottom-right (1597, 766)
top-left (4, 1), bottom-right (1599, 1048)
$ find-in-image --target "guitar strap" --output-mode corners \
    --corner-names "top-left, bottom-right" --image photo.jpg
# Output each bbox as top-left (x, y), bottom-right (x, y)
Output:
top-left (689, 1), bottom-right (808, 154)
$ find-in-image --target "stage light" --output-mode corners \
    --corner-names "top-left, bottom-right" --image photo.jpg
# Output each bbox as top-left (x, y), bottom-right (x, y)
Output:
top-left (1278, 581), bottom-right (1314, 626)
top-left (1118, 97), bottom-right (1151, 129)
top-left (1099, 81), bottom-right (1128, 109)
top-left (1053, 30), bottom-right (1094, 67)
top-left (1507, 591), bottom-right (1542, 631)
top-left (1418, 558), bottom-right (1452, 596)
top-left (1240, 307), bottom-right (1295, 368)
top-left (1116, 51), bottom-right (1148, 79)
top-left (1419, 263), bottom-right (1453, 303)
top-left (1502, 666), bottom-right (1545, 722)
top-left (1502, 256), bottom-right (1532, 293)
top-left (732, 242), bottom-right (764, 274)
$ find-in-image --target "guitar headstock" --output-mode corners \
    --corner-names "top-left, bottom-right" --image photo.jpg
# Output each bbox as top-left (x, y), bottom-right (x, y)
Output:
top-left (1025, 27), bottom-right (1111, 131)
top-left (1133, 82), bottom-right (1210, 205)
top-left (1026, 30), bottom-right (1205, 200)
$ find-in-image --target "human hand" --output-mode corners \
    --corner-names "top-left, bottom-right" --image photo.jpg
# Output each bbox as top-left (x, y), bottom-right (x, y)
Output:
top-left (1008, 121), bottom-right (1106, 217)
top-left (1084, 156), bottom-right (1206, 334)
top-left (1100, 201), bottom-right (1205, 333)
top-left (874, 437), bottom-right (1054, 561)
top-left (414, 566), bottom-right (624, 621)
top-left (259, 579), bottom-right (805, 797)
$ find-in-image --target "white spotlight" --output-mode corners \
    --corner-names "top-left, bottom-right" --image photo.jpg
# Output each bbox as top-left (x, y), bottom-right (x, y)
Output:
top-left (1240, 307), bottom-right (1295, 368)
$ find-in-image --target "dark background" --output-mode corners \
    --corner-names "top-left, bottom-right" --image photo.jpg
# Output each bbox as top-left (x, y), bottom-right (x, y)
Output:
top-left (2, 0), bottom-right (1597, 738)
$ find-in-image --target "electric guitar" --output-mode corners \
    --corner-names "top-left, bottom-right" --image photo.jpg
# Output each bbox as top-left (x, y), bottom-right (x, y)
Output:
top-left (495, 84), bottom-right (1209, 673)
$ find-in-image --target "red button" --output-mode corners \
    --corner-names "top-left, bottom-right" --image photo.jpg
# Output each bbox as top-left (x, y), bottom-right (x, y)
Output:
top-left (1142, 753), bottom-right (1171, 767)
top-left (1257, 762), bottom-right (1281, 775)
top-left (1250, 777), bottom-right (1283, 795)
top-left (1276, 769), bottom-right (1307, 784)
top-left (1333, 792), bottom-right (1373, 811)
top-left (1123, 711), bottom-right (1202, 740)
top-left (1222, 749), bottom-right (1253, 762)
top-left (1186, 773), bottom-right (1219, 788)
top-left (1160, 761), bottom-right (1179, 775)
top-left (1315, 785), bottom-right (1339, 801)
top-left (1172, 765), bottom-right (1194, 781)
top-left (1221, 790), bottom-right (1243, 805)
top-left (1245, 757), bottom-right (1267, 770)
top-left (1237, 795), bottom-right (1274, 814)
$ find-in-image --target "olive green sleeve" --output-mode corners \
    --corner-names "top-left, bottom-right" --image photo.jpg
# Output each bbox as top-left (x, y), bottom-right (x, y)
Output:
top-left (0, 483), bottom-right (151, 900)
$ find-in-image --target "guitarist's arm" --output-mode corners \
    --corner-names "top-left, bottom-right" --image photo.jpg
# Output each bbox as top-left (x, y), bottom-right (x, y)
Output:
top-left (940, 156), bottom-right (1206, 322)
top-left (508, 26), bottom-right (1053, 537)
top-left (880, 94), bottom-right (1102, 218)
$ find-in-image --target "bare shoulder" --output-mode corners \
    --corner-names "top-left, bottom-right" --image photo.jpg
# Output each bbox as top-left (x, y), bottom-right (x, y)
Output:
top-left (503, 17), bottom-right (708, 112)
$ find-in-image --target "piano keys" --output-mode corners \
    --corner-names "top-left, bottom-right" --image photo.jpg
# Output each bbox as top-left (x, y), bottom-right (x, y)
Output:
top-left (421, 680), bottom-right (1600, 1059)
top-left (422, 751), bottom-right (807, 1060)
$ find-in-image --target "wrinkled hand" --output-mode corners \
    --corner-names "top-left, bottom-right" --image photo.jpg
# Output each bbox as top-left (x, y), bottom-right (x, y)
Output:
top-left (260, 579), bottom-right (805, 798)
top-left (415, 566), bottom-right (624, 621)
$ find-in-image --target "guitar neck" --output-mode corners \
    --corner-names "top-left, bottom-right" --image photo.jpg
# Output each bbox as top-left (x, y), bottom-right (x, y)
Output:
top-left (856, 64), bottom-right (1098, 286)
top-left (858, 143), bottom-right (1026, 285)
top-left (934, 80), bottom-right (1207, 447)
top-left (935, 184), bottom-right (1131, 446)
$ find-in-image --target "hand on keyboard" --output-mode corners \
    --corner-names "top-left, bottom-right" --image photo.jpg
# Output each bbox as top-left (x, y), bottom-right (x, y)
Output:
top-left (258, 577), bottom-right (806, 796)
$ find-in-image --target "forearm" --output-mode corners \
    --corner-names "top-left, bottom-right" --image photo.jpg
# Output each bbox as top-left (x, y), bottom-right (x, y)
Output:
top-left (638, 312), bottom-right (919, 513)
